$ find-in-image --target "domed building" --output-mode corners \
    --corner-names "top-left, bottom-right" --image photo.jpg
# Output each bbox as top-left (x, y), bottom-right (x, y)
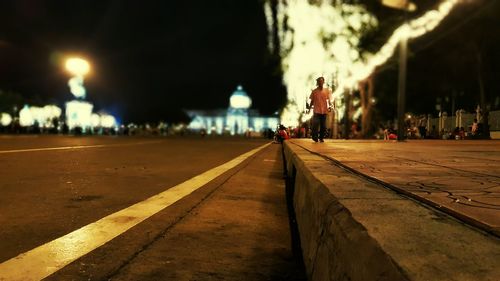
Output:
top-left (186, 85), bottom-right (279, 135)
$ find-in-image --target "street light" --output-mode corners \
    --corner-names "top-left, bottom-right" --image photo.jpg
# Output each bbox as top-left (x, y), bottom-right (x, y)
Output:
top-left (65, 57), bottom-right (90, 100)
top-left (65, 57), bottom-right (90, 76)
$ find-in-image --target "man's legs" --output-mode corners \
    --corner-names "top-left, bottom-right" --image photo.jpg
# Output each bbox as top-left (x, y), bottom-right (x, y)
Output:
top-left (319, 114), bottom-right (327, 141)
top-left (311, 114), bottom-right (319, 142)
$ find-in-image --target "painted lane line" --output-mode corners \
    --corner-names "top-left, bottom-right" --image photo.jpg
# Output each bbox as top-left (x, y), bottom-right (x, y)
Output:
top-left (0, 142), bottom-right (270, 281)
top-left (0, 141), bottom-right (163, 154)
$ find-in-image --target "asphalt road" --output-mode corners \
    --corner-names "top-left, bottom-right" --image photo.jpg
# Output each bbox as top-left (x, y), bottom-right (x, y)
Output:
top-left (0, 135), bottom-right (269, 266)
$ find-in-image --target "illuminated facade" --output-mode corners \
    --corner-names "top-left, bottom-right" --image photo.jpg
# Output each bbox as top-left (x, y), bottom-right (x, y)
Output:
top-left (186, 85), bottom-right (279, 135)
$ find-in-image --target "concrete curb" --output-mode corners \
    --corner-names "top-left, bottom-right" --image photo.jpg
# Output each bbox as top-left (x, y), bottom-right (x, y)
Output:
top-left (284, 142), bottom-right (407, 281)
top-left (283, 141), bottom-right (500, 281)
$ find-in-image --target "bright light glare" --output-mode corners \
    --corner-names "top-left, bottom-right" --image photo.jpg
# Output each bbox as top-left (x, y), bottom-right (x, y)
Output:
top-left (30, 106), bottom-right (61, 127)
top-left (267, 0), bottom-right (461, 126)
top-left (230, 95), bottom-right (252, 109)
top-left (100, 114), bottom-right (116, 128)
top-left (19, 105), bottom-right (34, 127)
top-left (266, 1), bottom-right (377, 126)
top-left (68, 76), bottom-right (86, 99)
top-left (230, 86), bottom-right (252, 109)
top-left (382, 0), bottom-right (417, 12)
top-left (65, 57), bottom-right (90, 99)
top-left (65, 58), bottom-right (90, 76)
top-left (65, 100), bottom-right (93, 130)
top-left (91, 113), bottom-right (101, 127)
top-left (1, 113), bottom-right (12, 126)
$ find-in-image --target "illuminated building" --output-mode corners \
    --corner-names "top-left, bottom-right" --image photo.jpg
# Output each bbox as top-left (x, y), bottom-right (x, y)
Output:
top-left (65, 100), bottom-right (93, 130)
top-left (186, 85), bottom-right (279, 135)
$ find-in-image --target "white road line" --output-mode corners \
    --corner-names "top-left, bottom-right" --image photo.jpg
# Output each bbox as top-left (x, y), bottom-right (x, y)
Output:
top-left (0, 141), bottom-right (162, 154)
top-left (0, 142), bottom-right (270, 281)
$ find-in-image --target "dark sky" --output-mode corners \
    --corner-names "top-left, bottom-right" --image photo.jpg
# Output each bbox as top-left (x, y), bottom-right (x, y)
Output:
top-left (1, 1), bottom-right (499, 124)
top-left (0, 0), bottom-right (285, 123)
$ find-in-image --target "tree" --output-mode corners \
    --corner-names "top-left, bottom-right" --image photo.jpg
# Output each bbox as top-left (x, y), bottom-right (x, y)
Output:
top-left (358, 74), bottom-right (375, 137)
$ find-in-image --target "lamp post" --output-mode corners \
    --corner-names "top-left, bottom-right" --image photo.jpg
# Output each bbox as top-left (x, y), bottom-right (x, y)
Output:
top-left (397, 35), bottom-right (408, 141)
top-left (65, 57), bottom-right (90, 100)
top-left (65, 57), bottom-right (90, 77)
top-left (381, 0), bottom-right (416, 141)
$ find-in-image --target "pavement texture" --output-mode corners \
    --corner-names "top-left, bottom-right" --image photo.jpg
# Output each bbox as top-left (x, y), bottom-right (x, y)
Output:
top-left (46, 142), bottom-right (306, 281)
top-left (0, 136), bottom-right (268, 264)
top-left (283, 139), bottom-right (500, 281)
top-left (290, 139), bottom-right (500, 236)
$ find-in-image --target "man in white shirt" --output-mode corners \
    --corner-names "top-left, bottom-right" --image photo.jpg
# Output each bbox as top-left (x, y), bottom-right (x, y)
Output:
top-left (308, 77), bottom-right (333, 142)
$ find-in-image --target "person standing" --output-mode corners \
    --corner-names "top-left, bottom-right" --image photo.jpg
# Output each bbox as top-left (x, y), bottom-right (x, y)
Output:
top-left (307, 76), bottom-right (333, 142)
top-left (471, 118), bottom-right (479, 137)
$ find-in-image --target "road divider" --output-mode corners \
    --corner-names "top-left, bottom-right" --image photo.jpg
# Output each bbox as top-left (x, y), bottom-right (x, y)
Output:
top-left (0, 141), bottom-right (163, 155)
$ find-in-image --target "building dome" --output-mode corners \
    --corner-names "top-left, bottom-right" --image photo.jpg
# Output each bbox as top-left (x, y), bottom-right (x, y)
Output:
top-left (229, 85), bottom-right (252, 109)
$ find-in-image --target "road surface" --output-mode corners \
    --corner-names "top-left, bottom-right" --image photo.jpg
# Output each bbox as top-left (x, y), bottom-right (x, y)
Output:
top-left (0, 135), bottom-right (305, 280)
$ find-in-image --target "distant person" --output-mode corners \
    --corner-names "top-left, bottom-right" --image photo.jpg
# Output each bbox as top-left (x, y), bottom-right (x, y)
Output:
top-left (388, 130), bottom-right (398, 140)
top-left (471, 118), bottom-right (479, 136)
top-left (418, 115), bottom-right (427, 138)
top-left (307, 76), bottom-right (333, 142)
top-left (459, 127), bottom-right (465, 140)
top-left (275, 125), bottom-right (289, 143)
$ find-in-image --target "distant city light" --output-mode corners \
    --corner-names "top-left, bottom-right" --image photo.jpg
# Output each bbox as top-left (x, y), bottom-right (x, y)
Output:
top-left (65, 100), bottom-right (93, 130)
top-left (3, 56), bottom-right (120, 133)
top-left (91, 113), bottom-right (101, 128)
top-left (100, 114), bottom-right (117, 128)
top-left (230, 95), bottom-right (252, 109)
top-left (187, 85), bottom-right (278, 135)
top-left (1, 113), bottom-right (12, 126)
top-left (30, 105), bottom-right (61, 127)
top-left (19, 105), bottom-right (34, 127)
top-left (229, 85), bottom-right (252, 109)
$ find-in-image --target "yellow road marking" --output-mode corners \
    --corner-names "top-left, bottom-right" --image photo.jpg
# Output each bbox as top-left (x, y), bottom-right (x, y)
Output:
top-left (0, 141), bottom-right (162, 154)
top-left (0, 142), bottom-right (270, 281)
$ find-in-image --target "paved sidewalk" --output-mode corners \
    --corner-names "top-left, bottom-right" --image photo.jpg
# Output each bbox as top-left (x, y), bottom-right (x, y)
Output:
top-left (289, 139), bottom-right (500, 236)
top-left (103, 143), bottom-right (305, 280)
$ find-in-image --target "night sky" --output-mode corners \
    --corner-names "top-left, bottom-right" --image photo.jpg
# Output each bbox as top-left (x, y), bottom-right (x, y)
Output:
top-left (1, 1), bottom-right (499, 125)
top-left (0, 0), bottom-right (285, 123)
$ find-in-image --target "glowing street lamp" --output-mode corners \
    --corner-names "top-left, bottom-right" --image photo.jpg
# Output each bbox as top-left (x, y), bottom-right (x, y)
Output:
top-left (0, 113), bottom-right (12, 127)
top-left (65, 57), bottom-right (90, 99)
top-left (65, 58), bottom-right (90, 77)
